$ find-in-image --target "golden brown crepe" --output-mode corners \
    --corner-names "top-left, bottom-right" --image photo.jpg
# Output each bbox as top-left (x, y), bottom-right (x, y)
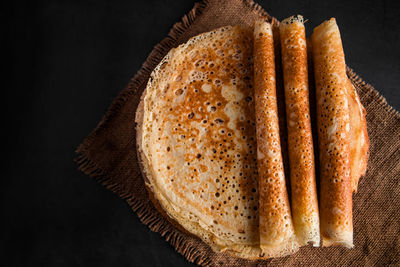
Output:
top-left (136, 25), bottom-right (264, 259)
top-left (311, 18), bottom-right (354, 248)
top-left (253, 19), bottom-right (299, 257)
top-left (279, 15), bottom-right (320, 247)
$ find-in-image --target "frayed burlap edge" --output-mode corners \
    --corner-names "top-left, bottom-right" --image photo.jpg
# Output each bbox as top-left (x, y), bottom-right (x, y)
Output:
top-left (75, 0), bottom-right (400, 266)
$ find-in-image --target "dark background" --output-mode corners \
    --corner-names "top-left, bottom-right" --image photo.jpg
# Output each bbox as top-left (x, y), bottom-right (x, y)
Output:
top-left (5, 0), bottom-right (400, 266)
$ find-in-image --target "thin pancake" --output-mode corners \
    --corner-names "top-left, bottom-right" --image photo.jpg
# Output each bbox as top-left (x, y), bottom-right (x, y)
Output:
top-left (311, 18), bottom-right (353, 248)
top-left (279, 15), bottom-right (320, 247)
top-left (254, 19), bottom-right (299, 257)
top-left (137, 25), bottom-right (264, 259)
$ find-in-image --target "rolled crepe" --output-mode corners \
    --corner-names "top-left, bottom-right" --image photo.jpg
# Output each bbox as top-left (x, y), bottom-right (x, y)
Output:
top-left (311, 18), bottom-right (353, 248)
top-left (279, 15), bottom-right (320, 247)
top-left (254, 19), bottom-right (299, 257)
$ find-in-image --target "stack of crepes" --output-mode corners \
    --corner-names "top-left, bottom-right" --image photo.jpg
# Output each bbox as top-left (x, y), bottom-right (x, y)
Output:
top-left (136, 15), bottom-right (369, 259)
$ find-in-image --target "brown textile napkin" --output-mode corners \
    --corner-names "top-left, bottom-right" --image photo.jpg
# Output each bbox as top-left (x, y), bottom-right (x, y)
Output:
top-left (75, 0), bottom-right (400, 265)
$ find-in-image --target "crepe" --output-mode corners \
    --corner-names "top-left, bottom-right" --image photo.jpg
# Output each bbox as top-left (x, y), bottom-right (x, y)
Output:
top-left (279, 15), bottom-right (320, 247)
top-left (311, 18), bottom-right (354, 248)
top-left (136, 25), bottom-right (264, 259)
top-left (253, 19), bottom-right (299, 257)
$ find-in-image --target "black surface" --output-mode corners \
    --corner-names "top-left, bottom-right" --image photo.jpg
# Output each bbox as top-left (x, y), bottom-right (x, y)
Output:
top-left (5, 0), bottom-right (400, 266)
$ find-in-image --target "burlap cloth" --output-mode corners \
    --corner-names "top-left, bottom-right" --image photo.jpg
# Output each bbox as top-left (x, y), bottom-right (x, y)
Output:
top-left (75, 0), bottom-right (400, 265)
